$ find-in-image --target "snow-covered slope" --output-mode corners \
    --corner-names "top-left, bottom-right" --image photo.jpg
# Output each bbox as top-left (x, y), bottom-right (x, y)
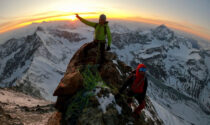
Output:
top-left (0, 21), bottom-right (209, 125)
top-left (111, 24), bottom-right (210, 125)
top-left (0, 23), bottom-right (94, 100)
top-left (112, 24), bottom-right (210, 109)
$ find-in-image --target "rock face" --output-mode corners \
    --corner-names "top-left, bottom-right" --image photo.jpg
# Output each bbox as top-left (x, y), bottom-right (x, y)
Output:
top-left (53, 71), bottom-right (83, 96)
top-left (0, 88), bottom-right (55, 125)
top-left (49, 42), bottom-right (163, 125)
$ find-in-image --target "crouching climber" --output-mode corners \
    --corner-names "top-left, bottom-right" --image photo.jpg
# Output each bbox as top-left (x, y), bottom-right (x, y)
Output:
top-left (118, 64), bottom-right (148, 118)
top-left (76, 14), bottom-right (112, 65)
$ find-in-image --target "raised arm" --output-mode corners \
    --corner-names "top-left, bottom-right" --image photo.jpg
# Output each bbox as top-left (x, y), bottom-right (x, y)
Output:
top-left (76, 14), bottom-right (96, 28)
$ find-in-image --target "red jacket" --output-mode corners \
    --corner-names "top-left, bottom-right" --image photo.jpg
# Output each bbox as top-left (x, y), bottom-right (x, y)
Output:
top-left (131, 64), bottom-right (146, 93)
top-left (120, 64), bottom-right (147, 95)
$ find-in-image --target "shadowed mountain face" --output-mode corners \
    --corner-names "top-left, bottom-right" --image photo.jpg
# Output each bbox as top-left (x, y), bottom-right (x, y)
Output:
top-left (0, 21), bottom-right (209, 125)
top-left (0, 33), bottom-right (42, 86)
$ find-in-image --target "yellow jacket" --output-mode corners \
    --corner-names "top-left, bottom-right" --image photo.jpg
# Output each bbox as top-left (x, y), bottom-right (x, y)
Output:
top-left (78, 16), bottom-right (112, 46)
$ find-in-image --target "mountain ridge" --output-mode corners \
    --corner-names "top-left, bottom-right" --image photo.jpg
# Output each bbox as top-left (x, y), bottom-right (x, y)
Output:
top-left (0, 21), bottom-right (209, 125)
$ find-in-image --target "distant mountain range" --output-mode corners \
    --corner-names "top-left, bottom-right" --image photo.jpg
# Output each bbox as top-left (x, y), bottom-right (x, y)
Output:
top-left (0, 20), bottom-right (209, 125)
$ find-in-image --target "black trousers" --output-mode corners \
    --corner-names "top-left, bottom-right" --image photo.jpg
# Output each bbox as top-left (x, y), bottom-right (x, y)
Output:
top-left (84, 40), bottom-right (105, 64)
top-left (127, 90), bottom-right (144, 104)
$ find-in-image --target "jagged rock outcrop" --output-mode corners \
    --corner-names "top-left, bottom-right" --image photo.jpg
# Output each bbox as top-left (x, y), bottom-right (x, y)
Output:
top-left (48, 42), bottom-right (163, 125)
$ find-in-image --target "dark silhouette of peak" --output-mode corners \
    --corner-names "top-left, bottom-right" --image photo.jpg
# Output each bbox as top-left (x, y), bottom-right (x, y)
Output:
top-left (158, 24), bottom-right (168, 29)
top-left (36, 26), bottom-right (45, 32)
top-left (152, 24), bottom-right (175, 41)
top-left (154, 24), bottom-right (172, 33)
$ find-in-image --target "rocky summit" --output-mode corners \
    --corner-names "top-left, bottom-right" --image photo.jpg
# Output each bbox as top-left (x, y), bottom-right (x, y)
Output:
top-left (48, 42), bottom-right (163, 125)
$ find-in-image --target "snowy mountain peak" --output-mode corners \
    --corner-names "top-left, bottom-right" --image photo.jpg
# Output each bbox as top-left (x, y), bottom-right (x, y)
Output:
top-left (36, 26), bottom-right (45, 32)
top-left (0, 32), bottom-right (42, 87)
top-left (152, 24), bottom-right (175, 41)
top-left (155, 24), bottom-right (171, 33)
top-left (0, 26), bottom-right (87, 100)
top-left (157, 24), bottom-right (168, 29)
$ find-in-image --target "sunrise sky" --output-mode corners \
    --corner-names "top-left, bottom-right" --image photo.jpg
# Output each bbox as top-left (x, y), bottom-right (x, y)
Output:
top-left (0, 0), bottom-right (209, 40)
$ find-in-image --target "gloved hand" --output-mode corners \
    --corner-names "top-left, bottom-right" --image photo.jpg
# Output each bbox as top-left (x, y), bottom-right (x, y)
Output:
top-left (75, 14), bottom-right (80, 19)
top-left (106, 46), bottom-right (111, 51)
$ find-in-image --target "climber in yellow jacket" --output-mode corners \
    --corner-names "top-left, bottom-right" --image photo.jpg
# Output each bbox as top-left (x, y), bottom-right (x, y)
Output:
top-left (76, 14), bottom-right (112, 65)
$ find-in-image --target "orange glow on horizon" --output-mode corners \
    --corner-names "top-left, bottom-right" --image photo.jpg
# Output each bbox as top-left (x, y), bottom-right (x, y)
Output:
top-left (0, 13), bottom-right (97, 34)
top-left (0, 13), bottom-right (209, 41)
top-left (125, 17), bottom-right (210, 41)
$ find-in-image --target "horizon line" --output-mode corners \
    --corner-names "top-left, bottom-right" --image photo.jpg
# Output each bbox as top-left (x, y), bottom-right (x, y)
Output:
top-left (0, 14), bottom-right (209, 41)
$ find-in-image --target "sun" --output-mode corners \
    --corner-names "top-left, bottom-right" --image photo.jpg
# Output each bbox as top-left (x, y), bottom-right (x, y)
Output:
top-left (68, 15), bottom-right (77, 21)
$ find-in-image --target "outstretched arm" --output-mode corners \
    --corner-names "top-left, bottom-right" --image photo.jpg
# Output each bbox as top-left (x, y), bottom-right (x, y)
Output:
top-left (76, 14), bottom-right (96, 28)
